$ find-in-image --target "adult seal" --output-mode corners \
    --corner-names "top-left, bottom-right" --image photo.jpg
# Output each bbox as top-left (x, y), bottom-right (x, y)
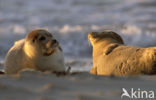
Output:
top-left (88, 30), bottom-right (156, 76)
top-left (4, 29), bottom-right (65, 74)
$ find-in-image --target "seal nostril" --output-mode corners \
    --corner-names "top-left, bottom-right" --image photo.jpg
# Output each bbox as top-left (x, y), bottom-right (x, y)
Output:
top-left (52, 40), bottom-right (57, 44)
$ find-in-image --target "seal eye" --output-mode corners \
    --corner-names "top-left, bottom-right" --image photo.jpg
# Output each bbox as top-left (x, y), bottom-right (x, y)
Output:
top-left (39, 36), bottom-right (46, 41)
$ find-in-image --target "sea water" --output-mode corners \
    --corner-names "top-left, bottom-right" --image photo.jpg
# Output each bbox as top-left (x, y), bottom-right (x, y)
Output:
top-left (0, 0), bottom-right (156, 71)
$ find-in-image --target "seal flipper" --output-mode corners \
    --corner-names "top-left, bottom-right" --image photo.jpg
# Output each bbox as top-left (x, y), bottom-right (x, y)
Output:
top-left (90, 66), bottom-right (97, 75)
top-left (104, 43), bottom-right (119, 55)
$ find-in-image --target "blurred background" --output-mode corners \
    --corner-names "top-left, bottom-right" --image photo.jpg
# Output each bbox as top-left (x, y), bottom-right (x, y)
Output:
top-left (0, 0), bottom-right (156, 71)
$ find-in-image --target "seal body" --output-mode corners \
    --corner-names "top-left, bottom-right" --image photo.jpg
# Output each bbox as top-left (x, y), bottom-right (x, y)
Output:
top-left (88, 30), bottom-right (156, 76)
top-left (4, 29), bottom-right (65, 74)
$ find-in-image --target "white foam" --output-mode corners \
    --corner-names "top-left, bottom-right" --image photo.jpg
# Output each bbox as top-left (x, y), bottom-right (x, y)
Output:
top-left (120, 25), bottom-right (156, 46)
top-left (59, 25), bottom-right (83, 34)
top-left (12, 25), bottom-right (26, 35)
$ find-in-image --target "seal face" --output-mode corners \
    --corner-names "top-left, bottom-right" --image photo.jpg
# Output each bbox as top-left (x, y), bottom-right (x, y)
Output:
top-left (88, 30), bottom-right (124, 45)
top-left (4, 29), bottom-right (65, 74)
top-left (88, 30), bottom-right (156, 76)
top-left (25, 29), bottom-right (60, 57)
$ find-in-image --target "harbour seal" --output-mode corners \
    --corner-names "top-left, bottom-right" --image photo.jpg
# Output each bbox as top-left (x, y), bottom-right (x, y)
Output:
top-left (88, 30), bottom-right (156, 76)
top-left (4, 29), bottom-right (65, 74)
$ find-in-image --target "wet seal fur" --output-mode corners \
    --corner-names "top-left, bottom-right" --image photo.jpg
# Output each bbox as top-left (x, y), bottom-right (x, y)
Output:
top-left (88, 30), bottom-right (156, 76)
top-left (4, 29), bottom-right (65, 74)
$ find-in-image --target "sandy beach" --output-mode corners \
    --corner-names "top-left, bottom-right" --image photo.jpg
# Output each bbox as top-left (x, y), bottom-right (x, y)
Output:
top-left (0, 70), bottom-right (156, 100)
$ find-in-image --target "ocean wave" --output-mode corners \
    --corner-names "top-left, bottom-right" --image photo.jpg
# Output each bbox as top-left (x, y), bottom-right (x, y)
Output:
top-left (0, 0), bottom-right (156, 59)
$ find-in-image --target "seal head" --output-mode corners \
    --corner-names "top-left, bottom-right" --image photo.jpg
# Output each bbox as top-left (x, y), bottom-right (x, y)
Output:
top-left (24, 29), bottom-right (59, 58)
top-left (88, 30), bottom-right (124, 46)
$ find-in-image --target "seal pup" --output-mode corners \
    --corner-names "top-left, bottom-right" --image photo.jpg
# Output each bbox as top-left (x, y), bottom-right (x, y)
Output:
top-left (4, 29), bottom-right (65, 74)
top-left (88, 30), bottom-right (156, 76)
